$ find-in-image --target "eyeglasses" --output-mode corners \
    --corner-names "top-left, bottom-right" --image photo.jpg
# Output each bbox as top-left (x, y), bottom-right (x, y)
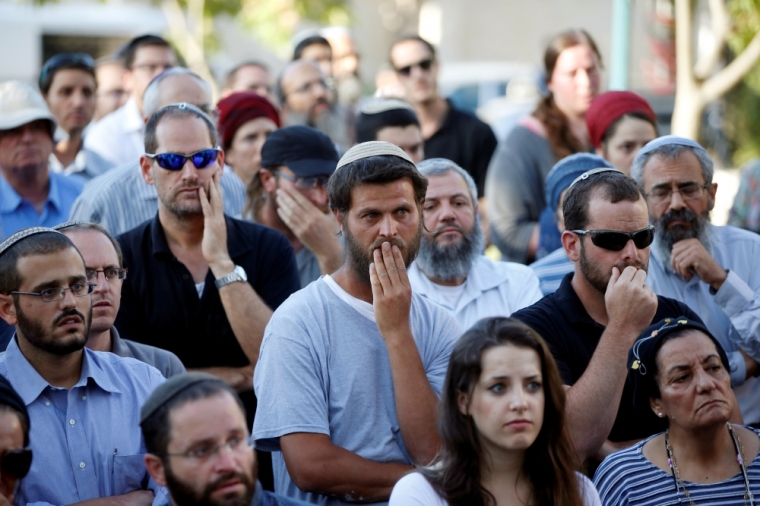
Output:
top-left (644, 183), bottom-right (710, 205)
top-left (145, 149), bottom-right (220, 171)
top-left (86, 268), bottom-right (127, 282)
top-left (39, 52), bottom-right (94, 88)
top-left (131, 62), bottom-right (175, 74)
top-left (275, 171), bottom-right (330, 190)
top-left (572, 225), bottom-right (655, 251)
top-left (287, 78), bottom-right (331, 96)
top-left (11, 281), bottom-right (95, 302)
top-left (0, 448), bottom-right (32, 479)
top-left (396, 58), bottom-right (434, 76)
top-left (167, 436), bottom-right (252, 463)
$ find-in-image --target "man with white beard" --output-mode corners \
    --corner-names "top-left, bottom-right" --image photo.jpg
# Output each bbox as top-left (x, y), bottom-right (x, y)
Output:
top-left (631, 135), bottom-right (760, 425)
top-left (408, 158), bottom-right (542, 330)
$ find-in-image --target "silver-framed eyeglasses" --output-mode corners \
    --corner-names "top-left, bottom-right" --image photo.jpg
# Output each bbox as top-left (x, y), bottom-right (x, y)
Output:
top-left (644, 183), bottom-right (710, 205)
top-left (166, 435), bottom-right (253, 463)
top-left (86, 268), bottom-right (128, 282)
top-left (275, 171), bottom-right (330, 190)
top-left (11, 282), bottom-right (95, 302)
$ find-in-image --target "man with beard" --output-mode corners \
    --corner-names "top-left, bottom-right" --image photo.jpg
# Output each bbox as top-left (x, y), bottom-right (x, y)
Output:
top-left (115, 104), bottom-right (299, 490)
top-left (276, 60), bottom-right (353, 152)
top-left (55, 221), bottom-right (185, 378)
top-left (408, 158), bottom-right (542, 330)
top-left (253, 142), bottom-right (460, 505)
top-left (141, 373), bottom-right (310, 506)
top-left (511, 168), bottom-right (702, 464)
top-left (631, 135), bottom-right (760, 425)
top-left (0, 227), bottom-right (167, 506)
top-left (255, 126), bottom-right (342, 287)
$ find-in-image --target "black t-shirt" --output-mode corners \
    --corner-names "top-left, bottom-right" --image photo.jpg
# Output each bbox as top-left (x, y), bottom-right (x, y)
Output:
top-left (511, 273), bottom-right (701, 442)
top-left (424, 100), bottom-right (498, 198)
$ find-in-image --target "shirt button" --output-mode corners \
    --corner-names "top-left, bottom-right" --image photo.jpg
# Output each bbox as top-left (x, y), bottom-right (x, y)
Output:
top-left (69, 419), bottom-right (75, 426)
top-left (82, 396), bottom-right (87, 401)
top-left (183, 274), bottom-right (189, 280)
top-left (45, 401), bottom-right (51, 406)
top-left (79, 462), bottom-right (86, 469)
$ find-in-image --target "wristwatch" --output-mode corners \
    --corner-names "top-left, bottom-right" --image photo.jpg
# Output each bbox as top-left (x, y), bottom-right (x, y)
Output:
top-left (214, 265), bottom-right (247, 289)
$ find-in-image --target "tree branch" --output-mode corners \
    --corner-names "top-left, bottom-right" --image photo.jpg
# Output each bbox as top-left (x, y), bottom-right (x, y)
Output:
top-left (700, 28), bottom-right (760, 104)
top-left (693, 0), bottom-right (731, 80)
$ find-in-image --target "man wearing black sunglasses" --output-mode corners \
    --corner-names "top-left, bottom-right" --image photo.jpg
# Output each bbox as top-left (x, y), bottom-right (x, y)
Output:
top-left (0, 227), bottom-right (168, 506)
top-left (0, 375), bottom-right (31, 506)
top-left (389, 36), bottom-right (496, 200)
top-left (633, 136), bottom-right (760, 426)
top-left (512, 168), bottom-right (704, 467)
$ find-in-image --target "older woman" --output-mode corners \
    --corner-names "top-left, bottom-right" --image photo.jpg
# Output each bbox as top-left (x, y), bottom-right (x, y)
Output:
top-left (594, 317), bottom-right (760, 505)
top-left (0, 376), bottom-right (31, 505)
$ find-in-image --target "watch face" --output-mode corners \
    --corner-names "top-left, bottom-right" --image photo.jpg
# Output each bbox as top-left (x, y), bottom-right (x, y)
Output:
top-left (234, 265), bottom-right (248, 282)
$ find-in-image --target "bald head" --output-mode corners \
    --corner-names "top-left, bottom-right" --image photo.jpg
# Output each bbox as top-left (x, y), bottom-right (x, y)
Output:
top-left (142, 69), bottom-right (212, 120)
top-left (277, 60), bottom-right (331, 126)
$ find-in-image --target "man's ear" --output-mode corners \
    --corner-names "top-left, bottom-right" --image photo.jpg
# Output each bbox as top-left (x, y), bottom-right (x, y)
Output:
top-left (0, 294), bottom-right (18, 326)
top-left (562, 230), bottom-right (581, 263)
top-left (144, 453), bottom-right (168, 487)
top-left (259, 169), bottom-right (277, 194)
top-left (707, 182), bottom-right (718, 212)
top-left (140, 156), bottom-right (155, 185)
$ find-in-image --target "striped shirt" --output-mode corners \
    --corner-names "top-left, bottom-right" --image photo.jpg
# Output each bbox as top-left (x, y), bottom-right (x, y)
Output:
top-left (594, 428), bottom-right (760, 505)
top-left (68, 161), bottom-right (246, 236)
top-left (529, 246), bottom-right (574, 295)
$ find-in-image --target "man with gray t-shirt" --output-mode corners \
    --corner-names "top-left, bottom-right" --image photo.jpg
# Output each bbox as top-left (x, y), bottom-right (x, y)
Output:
top-left (253, 142), bottom-right (461, 505)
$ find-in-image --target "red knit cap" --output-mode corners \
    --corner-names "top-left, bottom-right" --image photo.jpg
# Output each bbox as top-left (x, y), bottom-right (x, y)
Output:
top-left (586, 91), bottom-right (656, 149)
top-left (216, 92), bottom-right (281, 150)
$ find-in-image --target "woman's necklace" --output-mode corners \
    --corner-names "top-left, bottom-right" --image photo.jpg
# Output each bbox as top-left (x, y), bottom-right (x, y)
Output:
top-left (664, 422), bottom-right (755, 505)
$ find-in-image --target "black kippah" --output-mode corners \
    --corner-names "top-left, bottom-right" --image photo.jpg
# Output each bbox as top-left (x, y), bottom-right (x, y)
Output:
top-left (140, 372), bottom-right (225, 424)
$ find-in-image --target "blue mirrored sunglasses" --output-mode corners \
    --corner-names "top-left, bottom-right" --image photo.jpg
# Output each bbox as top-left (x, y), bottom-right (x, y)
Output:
top-left (145, 148), bottom-right (220, 171)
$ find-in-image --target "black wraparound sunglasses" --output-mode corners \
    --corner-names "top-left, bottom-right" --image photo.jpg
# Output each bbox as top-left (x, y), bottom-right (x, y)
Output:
top-left (145, 149), bottom-right (220, 171)
top-left (1, 448), bottom-right (32, 479)
top-left (396, 58), bottom-right (434, 76)
top-left (572, 225), bottom-right (655, 251)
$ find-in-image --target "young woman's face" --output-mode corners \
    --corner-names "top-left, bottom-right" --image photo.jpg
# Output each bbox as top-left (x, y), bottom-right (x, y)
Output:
top-left (547, 44), bottom-right (601, 119)
top-left (460, 345), bottom-right (545, 458)
top-left (599, 115), bottom-right (657, 175)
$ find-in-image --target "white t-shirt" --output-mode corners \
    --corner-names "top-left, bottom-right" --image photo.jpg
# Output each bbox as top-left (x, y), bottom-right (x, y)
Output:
top-left (389, 471), bottom-right (602, 506)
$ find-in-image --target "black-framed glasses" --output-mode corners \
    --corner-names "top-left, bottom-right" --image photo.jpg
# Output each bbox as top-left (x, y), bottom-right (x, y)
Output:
top-left (39, 52), bottom-right (94, 88)
top-left (145, 149), bottom-right (220, 171)
top-left (286, 77), bottom-right (331, 96)
top-left (11, 281), bottom-right (95, 302)
top-left (0, 448), bottom-right (32, 479)
top-left (396, 58), bottom-right (434, 76)
top-left (644, 183), bottom-right (710, 205)
top-left (86, 268), bottom-right (127, 282)
top-left (572, 225), bottom-right (655, 251)
top-left (166, 436), bottom-right (253, 463)
top-left (275, 171), bottom-right (330, 190)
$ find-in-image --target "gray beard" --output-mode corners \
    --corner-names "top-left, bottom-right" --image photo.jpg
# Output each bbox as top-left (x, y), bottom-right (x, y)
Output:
top-left (653, 208), bottom-right (712, 272)
top-left (415, 220), bottom-right (485, 282)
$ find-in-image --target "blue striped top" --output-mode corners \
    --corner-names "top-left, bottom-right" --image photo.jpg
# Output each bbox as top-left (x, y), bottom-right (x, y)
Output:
top-left (529, 246), bottom-right (573, 296)
top-left (594, 428), bottom-right (760, 505)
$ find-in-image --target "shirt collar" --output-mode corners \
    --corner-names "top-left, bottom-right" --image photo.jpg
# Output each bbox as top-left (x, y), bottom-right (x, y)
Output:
top-left (149, 214), bottom-right (251, 260)
top-left (0, 175), bottom-right (23, 213)
top-left (109, 327), bottom-right (128, 356)
top-left (4, 336), bottom-right (120, 406)
top-left (553, 272), bottom-right (598, 326)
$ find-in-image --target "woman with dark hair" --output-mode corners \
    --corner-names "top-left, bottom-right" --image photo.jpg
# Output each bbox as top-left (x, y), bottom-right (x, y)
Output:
top-left (486, 29), bottom-right (601, 264)
top-left (389, 317), bottom-right (600, 506)
top-left (594, 317), bottom-right (760, 505)
top-left (0, 376), bottom-right (32, 505)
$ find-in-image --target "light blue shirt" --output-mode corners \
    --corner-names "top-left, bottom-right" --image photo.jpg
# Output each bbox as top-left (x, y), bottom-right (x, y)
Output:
top-left (408, 255), bottom-right (543, 332)
top-left (647, 223), bottom-right (760, 424)
top-left (253, 277), bottom-right (460, 505)
top-left (529, 246), bottom-right (574, 296)
top-left (68, 161), bottom-right (246, 236)
top-left (0, 171), bottom-right (84, 240)
top-left (0, 338), bottom-right (167, 506)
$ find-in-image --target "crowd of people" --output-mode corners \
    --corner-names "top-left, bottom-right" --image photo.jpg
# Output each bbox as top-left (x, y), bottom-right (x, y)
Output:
top-left (0, 25), bottom-right (760, 506)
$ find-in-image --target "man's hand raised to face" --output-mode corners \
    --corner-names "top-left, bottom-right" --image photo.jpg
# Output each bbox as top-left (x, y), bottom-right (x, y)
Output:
top-left (605, 265), bottom-right (658, 341)
top-left (670, 238), bottom-right (727, 291)
top-left (199, 171), bottom-right (234, 277)
top-left (370, 242), bottom-right (413, 341)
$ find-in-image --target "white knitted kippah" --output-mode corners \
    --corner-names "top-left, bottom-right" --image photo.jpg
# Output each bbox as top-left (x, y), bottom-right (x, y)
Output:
top-left (336, 141), bottom-right (415, 171)
top-left (359, 98), bottom-right (415, 115)
top-left (567, 167), bottom-right (623, 189)
top-left (0, 227), bottom-right (64, 257)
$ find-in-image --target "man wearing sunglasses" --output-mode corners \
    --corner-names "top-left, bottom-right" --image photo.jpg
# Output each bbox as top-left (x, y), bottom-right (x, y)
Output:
top-left (55, 221), bottom-right (185, 378)
top-left (511, 168), bottom-right (703, 466)
top-left (256, 126), bottom-right (341, 288)
top-left (632, 136), bottom-right (760, 426)
top-left (0, 375), bottom-right (32, 506)
top-left (389, 36), bottom-right (497, 200)
top-left (39, 52), bottom-right (113, 181)
top-left (86, 35), bottom-right (177, 168)
top-left (0, 227), bottom-right (168, 506)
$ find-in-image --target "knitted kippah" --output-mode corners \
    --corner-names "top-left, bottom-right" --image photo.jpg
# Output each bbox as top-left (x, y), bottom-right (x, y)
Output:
top-left (336, 141), bottom-right (415, 171)
top-left (0, 227), bottom-right (64, 257)
top-left (638, 135), bottom-right (703, 158)
top-left (567, 167), bottom-right (624, 190)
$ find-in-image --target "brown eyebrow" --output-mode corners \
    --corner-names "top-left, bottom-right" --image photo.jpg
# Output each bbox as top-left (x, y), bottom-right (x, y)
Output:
top-left (32, 274), bottom-right (86, 292)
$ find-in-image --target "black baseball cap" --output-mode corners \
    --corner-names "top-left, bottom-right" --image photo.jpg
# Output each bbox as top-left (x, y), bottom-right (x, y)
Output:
top-left (261, 125), bottom-right (339, 177)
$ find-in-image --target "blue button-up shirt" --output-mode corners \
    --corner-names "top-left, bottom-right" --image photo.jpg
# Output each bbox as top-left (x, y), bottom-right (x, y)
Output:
top-left (0, 170), bottom-right (84, 240)
top-left (0, 338), bottom-right (166, 506)
top-left (647, 223), bottom-right (760, 424)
